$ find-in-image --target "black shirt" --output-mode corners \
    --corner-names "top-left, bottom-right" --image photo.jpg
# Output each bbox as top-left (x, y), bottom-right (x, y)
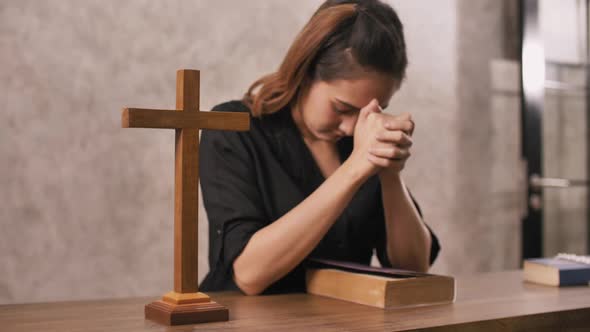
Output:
top-left (198, 100), bottom-right (440, 294)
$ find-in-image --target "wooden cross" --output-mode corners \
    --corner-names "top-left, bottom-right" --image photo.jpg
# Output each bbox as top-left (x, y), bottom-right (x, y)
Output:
top-left (121, 69), bottom-right (249, 325)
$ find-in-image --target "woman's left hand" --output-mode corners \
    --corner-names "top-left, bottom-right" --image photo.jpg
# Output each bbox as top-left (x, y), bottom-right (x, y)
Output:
top-left (367, 110), bottom-right (414, 176)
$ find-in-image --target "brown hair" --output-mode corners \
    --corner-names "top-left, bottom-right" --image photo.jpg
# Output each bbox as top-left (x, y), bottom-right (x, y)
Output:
top-left (242, 0), bottom-right (408, 117)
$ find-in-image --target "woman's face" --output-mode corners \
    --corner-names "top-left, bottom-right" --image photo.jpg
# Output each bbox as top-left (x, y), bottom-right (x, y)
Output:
top-left (293, 71), bottom-right (399, 142)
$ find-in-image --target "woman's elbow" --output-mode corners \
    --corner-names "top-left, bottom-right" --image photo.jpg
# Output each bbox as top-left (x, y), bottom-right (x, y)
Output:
top-left (233, 265), bottom-right (267, 296)
top-left (238, 284), bottom-right (263, 296)
top-left (234, 277), bottom-right (266, 296)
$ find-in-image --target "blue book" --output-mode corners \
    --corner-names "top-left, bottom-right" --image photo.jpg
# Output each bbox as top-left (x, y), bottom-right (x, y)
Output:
top-left (524, 258), bottom-right (590, 286)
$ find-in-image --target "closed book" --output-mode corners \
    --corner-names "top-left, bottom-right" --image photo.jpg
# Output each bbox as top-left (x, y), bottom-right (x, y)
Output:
top-left (523, 258), bottom-right (590, 286)
top-left (305, 258), bottom-right (455, 309)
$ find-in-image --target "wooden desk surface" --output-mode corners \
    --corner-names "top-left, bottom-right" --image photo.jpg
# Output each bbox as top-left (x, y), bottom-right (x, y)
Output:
top-left (2, 270), bottom-right (589, 331)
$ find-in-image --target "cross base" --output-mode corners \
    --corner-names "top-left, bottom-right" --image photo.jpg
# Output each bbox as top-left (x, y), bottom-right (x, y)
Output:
top-left (145, 297), bottom-right (228, 326)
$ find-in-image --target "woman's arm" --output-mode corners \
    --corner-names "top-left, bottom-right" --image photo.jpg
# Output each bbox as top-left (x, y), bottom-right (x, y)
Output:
top-left (233, 157), bottom-right (366, 295)
top-left (366, 110), bottom-right (432, 272)
top-left (379, 172), bottom-right (431, 272)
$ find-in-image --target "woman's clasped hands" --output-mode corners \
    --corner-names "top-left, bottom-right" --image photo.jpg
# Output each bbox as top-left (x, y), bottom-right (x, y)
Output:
top-left (350, 99), bottom-right (415, 178)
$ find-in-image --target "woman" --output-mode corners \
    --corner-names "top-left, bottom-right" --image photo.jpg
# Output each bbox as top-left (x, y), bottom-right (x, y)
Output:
top-left (199, 0), bottom-right (440, 295)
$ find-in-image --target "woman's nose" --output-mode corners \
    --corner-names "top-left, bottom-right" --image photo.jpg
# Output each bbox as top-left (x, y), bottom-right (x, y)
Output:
top-left (339, 114), bottom-right (359, 136)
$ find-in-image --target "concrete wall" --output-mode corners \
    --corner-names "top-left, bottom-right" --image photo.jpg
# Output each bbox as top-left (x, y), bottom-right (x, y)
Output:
top-left (1, 0), bottom-right (527, 304)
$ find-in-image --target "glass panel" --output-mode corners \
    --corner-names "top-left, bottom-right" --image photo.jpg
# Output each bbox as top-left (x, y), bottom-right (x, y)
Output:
top-left (543, 63), bottom-right (588, 255)
top-left (540, 0), bottom-right (589, 256)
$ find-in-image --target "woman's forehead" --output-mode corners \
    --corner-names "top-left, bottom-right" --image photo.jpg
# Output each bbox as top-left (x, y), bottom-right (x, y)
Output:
top-left (321, 75), bottom-right (398, 107)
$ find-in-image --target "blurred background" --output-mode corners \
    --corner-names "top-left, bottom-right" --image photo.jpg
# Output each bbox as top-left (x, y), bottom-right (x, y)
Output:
top-left (0, 0), bottom-right (587, 304)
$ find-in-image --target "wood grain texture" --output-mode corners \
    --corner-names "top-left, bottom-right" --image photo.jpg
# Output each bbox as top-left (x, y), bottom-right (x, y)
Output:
top-left (174, 70), bottom-right (206, 293)
top-left (173, 70), bottom-right (200, 293)
top-left (145, 300), bottom-right (228, 325)
top-left (121, 69), bottom-right (250, 324)
top-left (163, 291), bottom-right (211, 305)
top-left (121, 69), bottom-right (249, 296)
top-left (122, 108), bottom-right (250, 131)
top-left (173, 128), bottom-right (199, 293)
top-left (306, 268), bottom-right (455, 308)
top-left (2, 271), bottom-right (590, 331)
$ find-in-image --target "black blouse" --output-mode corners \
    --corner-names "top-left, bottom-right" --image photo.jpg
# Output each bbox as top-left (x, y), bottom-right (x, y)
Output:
top-left (198, 100), bottom-right (440, 294)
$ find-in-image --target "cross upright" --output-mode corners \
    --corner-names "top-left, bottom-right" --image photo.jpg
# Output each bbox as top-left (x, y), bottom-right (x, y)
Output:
top-left (121, 69), bottom-right (249, 325)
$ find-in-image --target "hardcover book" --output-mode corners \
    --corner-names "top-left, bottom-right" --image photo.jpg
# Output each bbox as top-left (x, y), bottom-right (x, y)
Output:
top-left (305, 258), bottom-right (456, 309)
top-left (523, 257), bottom-right (590, 286)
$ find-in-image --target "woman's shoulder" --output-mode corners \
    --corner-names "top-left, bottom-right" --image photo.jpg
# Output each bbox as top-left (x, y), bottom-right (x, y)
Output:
top-left (203, 99), bottom-right (254, 140)
top-left (202, 100), bottom-right (265, 149)
top-left (211, 99), bottom-right (251, 114)
top-left (204, 99), bottom-right (293, 156)
top-left (210, 99), bottom-right (292, 135)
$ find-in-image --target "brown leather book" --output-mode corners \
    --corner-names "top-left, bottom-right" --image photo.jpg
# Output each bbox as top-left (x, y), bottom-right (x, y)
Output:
top-left (305, 258), bottom-right (455, 309)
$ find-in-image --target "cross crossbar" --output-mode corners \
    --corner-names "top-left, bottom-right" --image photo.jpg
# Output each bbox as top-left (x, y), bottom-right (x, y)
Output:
top-left (122, 108), bottom-right (249, 131)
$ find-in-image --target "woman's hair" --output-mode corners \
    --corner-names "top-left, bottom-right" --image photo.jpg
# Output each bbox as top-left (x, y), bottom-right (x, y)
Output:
top-left (242, 0), bottom-right (408, 117)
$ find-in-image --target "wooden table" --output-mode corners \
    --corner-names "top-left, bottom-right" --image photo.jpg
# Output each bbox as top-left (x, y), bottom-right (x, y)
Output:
top-left (2, 271), bottom-right (589, 331)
